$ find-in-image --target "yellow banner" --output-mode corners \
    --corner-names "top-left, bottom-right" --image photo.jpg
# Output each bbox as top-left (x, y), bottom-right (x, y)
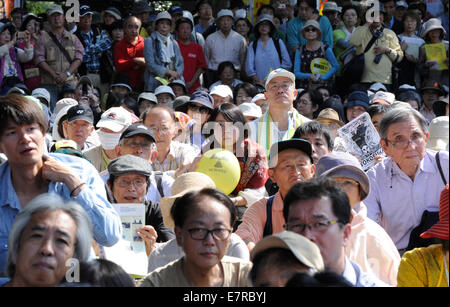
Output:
top-left (424, 42), bottom-right (449, 71)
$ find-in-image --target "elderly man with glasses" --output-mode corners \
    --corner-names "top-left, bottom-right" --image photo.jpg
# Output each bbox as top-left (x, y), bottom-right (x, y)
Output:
top-left (365, 106), bottom-right (449, 256)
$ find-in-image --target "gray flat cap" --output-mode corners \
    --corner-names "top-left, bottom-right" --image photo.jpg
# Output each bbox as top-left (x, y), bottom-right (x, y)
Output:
top-left (108, 154), bottom-right (153, 177)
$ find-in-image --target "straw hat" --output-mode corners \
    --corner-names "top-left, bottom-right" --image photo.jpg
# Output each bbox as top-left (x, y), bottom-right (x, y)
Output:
top-left (160, 172), bottom-right (216, 228)
top-left (316, 108), bottom-right (345, 127)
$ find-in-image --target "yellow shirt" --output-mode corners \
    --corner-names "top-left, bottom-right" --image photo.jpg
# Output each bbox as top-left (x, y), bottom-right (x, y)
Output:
top-left (349, 25), bottom-right (403, 84)
top-left (397, 244), bottom-right (449, 287)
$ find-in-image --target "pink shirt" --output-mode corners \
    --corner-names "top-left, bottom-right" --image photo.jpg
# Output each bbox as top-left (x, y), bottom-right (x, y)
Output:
top-left (235, 192), bottom-right (286, 244)
top-left (346, 202), bottom-right (401, 286)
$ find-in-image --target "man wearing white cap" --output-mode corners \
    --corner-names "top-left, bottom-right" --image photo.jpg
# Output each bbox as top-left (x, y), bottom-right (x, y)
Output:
top-left (34, 4), bottom-right (84, 112)
top-left (249, 68), bottom-right (310, 156)
top-left (83, 107), bottom-right (133, 172)
top-left (203, 9), bottom-right (247, 88)
top-left (210, 84), bottom-right (233, 108)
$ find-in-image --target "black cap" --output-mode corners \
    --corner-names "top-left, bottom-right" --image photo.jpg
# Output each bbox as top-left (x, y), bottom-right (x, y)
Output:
top-left (66, 105), bottom-right (94, 124)
top-left (80, 5), bottom-right (93, 17)
top-left (268, 138), bottom-right (313, 167)
top-left (120, 123), bottom-right (155, 142)
top-left (108, 154), bottom-right (153, 177)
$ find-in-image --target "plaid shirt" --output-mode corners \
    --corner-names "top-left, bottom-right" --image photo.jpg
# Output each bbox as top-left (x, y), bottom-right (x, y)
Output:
top-left (79, 28), bottom-right (111, 73)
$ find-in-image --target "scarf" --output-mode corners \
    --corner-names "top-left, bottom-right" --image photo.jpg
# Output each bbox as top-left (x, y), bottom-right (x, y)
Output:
top-left (155, 31), bottom-right (175, 67)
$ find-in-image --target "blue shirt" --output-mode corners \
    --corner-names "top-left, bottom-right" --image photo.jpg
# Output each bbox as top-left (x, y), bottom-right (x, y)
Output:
top-left (287, 15), bottom-right (334, 53)
top-left (343, 257), bottom-right (389, 287)
top-left (79, 28), bottom-right (112, 73)
top-left (246, 38), bottom-right (292, 82)
top-left (0, 153), bottom-right (122, 276)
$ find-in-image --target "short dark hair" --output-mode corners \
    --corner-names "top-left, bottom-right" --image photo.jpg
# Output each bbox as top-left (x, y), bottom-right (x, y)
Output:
top-left (217, 61), bottom-right (237, 76)
top-left (204, 103), bottom-right (249, 144)
top-left (171, 188), bottom-right (237, 228)
top-left (233, 82), bottom-right (259, 104)
top-left (0, 94), bottom-right (48, 137)
top-left (141, 104), bottom-right (176, 124)
top-left (298, 0), bottom-right (317, 10)
top-left (175, 17), bottom-right (193, 31)
top-left (257, 4), bottom-right (275, 16)
top-left (283, 177), bottom-right (351, 226)
top-left (367, 104), bottom-right (391, 118)
top-left (295, 89), bottom-right (324, 113)
top-left (293, 121), bottom-right (334, 150)
top-left (79, 259), bottom-right (135, 287)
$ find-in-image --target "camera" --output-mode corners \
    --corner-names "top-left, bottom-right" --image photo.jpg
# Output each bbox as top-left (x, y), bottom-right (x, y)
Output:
top-left (17, 31), bottom-right (27, 40)
top-left (82, 83), bottom-right (88, 97)
top-left (373, 53), bottom-right (382, 64)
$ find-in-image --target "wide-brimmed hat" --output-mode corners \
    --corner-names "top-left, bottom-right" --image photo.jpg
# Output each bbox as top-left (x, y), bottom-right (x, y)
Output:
top-left (422, 18), bottom-right (446, 38)
top-left (426, 116), bottom-right (449, 151)
top-left (301, 20), bottom-right (322, 39)
top-left (155, 85), bottom-right (175, 99)
top-left (315, 151), bottom-right (370, 201)
top-left (160, 172), bottom-right (216, 228)
top-left (96, 106), bottom-right (133, 132)
top-left (155, 11), bottom-right (172, 25)
top-left (51, 101), bottom-right (78, 141)
top-left (269, 138), bottom-right (313, 168)
top-left (251, 231), bottom-right (325, 271)
top-left (420, 184), bottom-right (449, 240)
top-left (323, 1), bottom-right (342, 13)
top-left (255, 14), bottom-right (275, 31)
top-left (0, 21), bottom-right (15, 34)
top-left (316, 108), bottom-right (345, 127)
top-left (239, 102), bottom-right (262, 119)
top-left (138, 92), bottom-right (157, 104)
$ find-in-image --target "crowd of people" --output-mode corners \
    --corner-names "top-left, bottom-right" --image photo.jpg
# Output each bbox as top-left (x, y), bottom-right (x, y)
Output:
top-left (0, 0), bottom-right (448, 288)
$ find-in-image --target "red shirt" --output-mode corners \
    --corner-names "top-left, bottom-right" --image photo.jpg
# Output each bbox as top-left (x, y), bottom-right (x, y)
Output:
top-left (114, 36), bottom-right (145, 90)
top-left (177, 41), bottom-right (207, 93)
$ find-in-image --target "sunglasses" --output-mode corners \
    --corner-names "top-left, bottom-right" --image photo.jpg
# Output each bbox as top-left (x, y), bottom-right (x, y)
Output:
top-left (188, 104), bottom-right (211, 114)
top-left (304, 27), bottom-right (317, 32)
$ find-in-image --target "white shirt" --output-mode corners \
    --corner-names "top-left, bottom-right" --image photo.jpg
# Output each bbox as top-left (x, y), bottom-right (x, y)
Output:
top-left (204, 29), bottom-right (247, 71)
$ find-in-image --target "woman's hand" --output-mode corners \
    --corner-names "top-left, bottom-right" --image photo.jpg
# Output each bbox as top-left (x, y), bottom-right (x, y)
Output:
top-left (136, 225), bottom-right (158, 257)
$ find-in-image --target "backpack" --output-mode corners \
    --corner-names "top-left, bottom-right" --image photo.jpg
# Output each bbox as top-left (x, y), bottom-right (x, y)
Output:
top-left (253, 37), bottom-right (283, 64)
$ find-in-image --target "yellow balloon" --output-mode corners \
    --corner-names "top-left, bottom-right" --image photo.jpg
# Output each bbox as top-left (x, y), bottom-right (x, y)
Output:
top-left (195, 148), bottom-right (241, 195)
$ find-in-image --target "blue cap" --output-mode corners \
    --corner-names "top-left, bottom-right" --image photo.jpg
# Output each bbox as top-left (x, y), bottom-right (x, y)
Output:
top-left (345, 91), bottom-right (370, 110)
top-left (169, 5), bottom-right (183, 16)
top-left (189, 89), bottom-right (214, 109)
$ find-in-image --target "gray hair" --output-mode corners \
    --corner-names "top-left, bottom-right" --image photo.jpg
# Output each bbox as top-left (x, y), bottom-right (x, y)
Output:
top-left (6, 193), bottom-right (93, 277)
top-left (379, 106), bottom-right (429, 140)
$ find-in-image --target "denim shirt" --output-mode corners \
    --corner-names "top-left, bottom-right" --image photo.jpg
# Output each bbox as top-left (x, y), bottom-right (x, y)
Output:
top-left (0, 153), bottom-right (122, 276)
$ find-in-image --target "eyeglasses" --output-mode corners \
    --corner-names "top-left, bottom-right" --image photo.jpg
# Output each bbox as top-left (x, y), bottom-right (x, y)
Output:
top-left (124, 141), bottom-right (152, 150)
top-left (267, 82), bottom-right (293, 92)
top-left (149, 126), bottom-right (171, 135)
top-left (384, 133), bottom-right (425, 150)
top-left (115, 178), bottom-right (147, 188)
top-left (285, 220), bottom-right (340, 234)
top-left (333, 178), bottom-right (360, 189)
top-left (188, 104), bottom-right (211, 114)
top-left (187, 228), bottom-right (232, 241)
top-left (304, 27), bottom-right (317, 33)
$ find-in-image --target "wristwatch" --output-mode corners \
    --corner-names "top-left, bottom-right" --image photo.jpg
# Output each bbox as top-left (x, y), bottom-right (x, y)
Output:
top-left (387, 48), bottom-right (392, 55)
top-left (66, 71), bottom-right (71, 78)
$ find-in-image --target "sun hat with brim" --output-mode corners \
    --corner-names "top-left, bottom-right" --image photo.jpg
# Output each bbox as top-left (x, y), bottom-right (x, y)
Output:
top-left (255, 14), bottom-right (275, 31)
top-left (216, 9), bottom-right (234, 22)
top-left (0, 22), bottom-right (15, 35)
top-left (96, 106), bottom-right (133, 132)
top-left (103, 7), bottom-right (122, 20)
top-left (316, 108), bottom-right (345, 127)
top-left (160, 172), bottom-right (216, 228)
top-left (265, 68), bottom-right (296, 90)
top-left (301, 20), bottom-right (322, 39)
top-left (420, 184), bottom-right (449, 240)
top-left (52, 103), bottom-right (78, 141)
top-left (173, 95), bottom-right (191, 111)
top-left (433, 95), bottom-right (449, 117)
top-left (155, 11), bottom-right (173, 25)
top-left (119, 123), bottom-right (155, 143)
top-left (46, 4), bottom-right (64, 16)
top-left (31, 88), bottom-right (51, 105)
top-left (189, 90), bottom-right (214, 109)
top-left (315, 151), bottom-right (370, 201)
top-left (423, 18), bottom-right (446, 38)
top-left (239, 102), bottom-right (262, 118)
top-left (138, 92), bottom-right (157, 104)
top-left (20, 13), bottom-right (42, 31)
top-left (108, 154), bottom-right (153, 178)
top-left (269, 138), bottom-right (313, 168)
top-left (169, 79), bottom-right (188, 94)
top-left (426, 116), bottom-right (449, 151)
top-left (155, 85), bottom-right (175, 99)
top-left (323, 1), bottom-right (342, 13)
top-left (251, 231), bottom-right (325, 271)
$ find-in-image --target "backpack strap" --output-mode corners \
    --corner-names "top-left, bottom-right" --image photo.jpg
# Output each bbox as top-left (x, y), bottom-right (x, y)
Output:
top-left (153, 171), bottom-right (165, 198)
top-left (263, 195), bottom-right (275, 237)
top-left (435, 151), bottom-right (447, 185)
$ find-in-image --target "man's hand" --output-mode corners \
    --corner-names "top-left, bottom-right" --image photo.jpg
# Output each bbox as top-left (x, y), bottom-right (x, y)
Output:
top-left (54, 71), bottom-right (68, 85)
top-left (136, 225), bottom-right (158, 257)
top-left (166, 70), bottom-right (181, 82)
top-left (373, 45), bottom-right (389, 56)
top-left (41, 155), bottom-right (83, 193)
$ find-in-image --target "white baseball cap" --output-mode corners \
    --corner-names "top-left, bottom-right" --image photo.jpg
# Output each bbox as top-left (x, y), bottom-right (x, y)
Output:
top-left (251, 93), bottom-right (267, 104)
top-left (265, 68), bottom-right (296, 89)
top-left (210, 84), bottom-right (233, 98)
top-left (239, 102), bottom-right (262, 118)
top-left (96, 107), bottom-right (133, 132)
